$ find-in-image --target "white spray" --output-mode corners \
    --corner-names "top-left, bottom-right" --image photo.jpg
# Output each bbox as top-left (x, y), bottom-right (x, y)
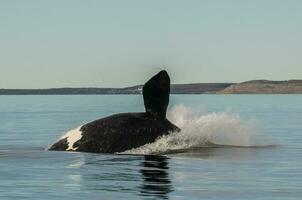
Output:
top-left (123, 104), bottom-right (272, 155)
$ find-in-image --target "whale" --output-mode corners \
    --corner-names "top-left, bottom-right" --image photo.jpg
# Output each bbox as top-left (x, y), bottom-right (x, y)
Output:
top-left (49, 70), bottom-right (180, 153)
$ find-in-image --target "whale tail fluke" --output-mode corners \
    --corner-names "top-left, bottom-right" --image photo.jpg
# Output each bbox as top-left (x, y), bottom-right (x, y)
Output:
top-left (143, 70), bottom-right (170, 118)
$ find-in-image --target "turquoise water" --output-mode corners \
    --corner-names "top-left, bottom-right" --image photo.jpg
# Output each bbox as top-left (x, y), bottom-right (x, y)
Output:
top-left (0, 95), bottom-right (301, 199)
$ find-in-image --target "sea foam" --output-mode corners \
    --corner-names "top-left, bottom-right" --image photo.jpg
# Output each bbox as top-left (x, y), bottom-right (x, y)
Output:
top-left (122, 104), bottom-right (273, 155)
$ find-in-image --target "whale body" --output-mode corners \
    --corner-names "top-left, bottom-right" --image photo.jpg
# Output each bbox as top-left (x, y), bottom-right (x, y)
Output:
top-left (49, 70), bottom-right (180, 153)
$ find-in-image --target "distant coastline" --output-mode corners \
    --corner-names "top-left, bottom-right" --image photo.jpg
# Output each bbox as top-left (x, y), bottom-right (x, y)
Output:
top-left (1, 80), bottom-right (302, 95)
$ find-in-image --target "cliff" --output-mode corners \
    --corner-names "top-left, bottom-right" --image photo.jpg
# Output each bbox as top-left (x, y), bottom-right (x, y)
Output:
top-left (220, 80), bottom-right (302, 94)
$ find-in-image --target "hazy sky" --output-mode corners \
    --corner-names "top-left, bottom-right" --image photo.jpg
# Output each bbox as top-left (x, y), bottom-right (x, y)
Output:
top-left (1, 0), bottom-right (301, 88)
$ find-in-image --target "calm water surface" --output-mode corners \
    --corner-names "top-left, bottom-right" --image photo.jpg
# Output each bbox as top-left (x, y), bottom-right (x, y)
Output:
top-left (0, 95), bottom-right (301, 199)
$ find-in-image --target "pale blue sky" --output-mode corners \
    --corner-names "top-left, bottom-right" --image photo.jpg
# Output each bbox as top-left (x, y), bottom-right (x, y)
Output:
top-left (0, 0), bottom-right (301, 88)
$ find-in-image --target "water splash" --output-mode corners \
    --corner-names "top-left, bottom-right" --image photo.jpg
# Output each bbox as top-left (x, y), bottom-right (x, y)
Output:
top-left (123, 104), bottom-right (273, 155)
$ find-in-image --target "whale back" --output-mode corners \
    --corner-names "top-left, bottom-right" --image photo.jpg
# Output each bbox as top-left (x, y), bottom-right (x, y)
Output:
top-left (143, 70), bottom-right (170, 118)
top-left (49, 70), bottom-right (180, 153)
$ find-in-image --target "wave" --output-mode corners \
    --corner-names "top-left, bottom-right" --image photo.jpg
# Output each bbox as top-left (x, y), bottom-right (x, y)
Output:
top-left (122, 104), bottom-right (275, 155)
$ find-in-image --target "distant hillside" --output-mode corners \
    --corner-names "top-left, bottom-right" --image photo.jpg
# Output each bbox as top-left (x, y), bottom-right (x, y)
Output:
top-left (171, 83), bottom-right (233, 94)
top-left (220, 80), bottom-right (302, 94)
top-left (0, 87), bottom-right (141, 95)
top-left (1, 80), bottom-right (301, 95)
top-left (0, 83), bottom-right (233, 95)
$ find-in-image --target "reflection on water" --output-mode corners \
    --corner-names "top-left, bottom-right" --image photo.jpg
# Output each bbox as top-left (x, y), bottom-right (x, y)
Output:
top-left (63, 154), bottom-right (173, 199)
top-left (140, 155), bottom-right (172, 199)
top-left (78, 155), bottom-right (142, 194)
top-left (62, 148), bottom-right (266, 199)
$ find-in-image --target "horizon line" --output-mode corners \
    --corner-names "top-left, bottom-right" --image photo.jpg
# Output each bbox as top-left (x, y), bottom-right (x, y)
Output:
top-left (1, 79), bottom-right (302, 90)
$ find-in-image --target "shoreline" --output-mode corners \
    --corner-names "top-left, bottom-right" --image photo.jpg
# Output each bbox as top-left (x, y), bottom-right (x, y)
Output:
top-left (1, 79), bottom-right (302, 95)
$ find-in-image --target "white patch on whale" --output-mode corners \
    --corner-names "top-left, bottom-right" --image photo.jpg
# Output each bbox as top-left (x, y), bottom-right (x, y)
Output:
top-left (59, 126), bottom-right (83, 151)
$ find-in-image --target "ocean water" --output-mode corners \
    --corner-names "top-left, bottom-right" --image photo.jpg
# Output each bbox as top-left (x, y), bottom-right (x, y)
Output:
top-left (0, 95), bottom-right (301, 200)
